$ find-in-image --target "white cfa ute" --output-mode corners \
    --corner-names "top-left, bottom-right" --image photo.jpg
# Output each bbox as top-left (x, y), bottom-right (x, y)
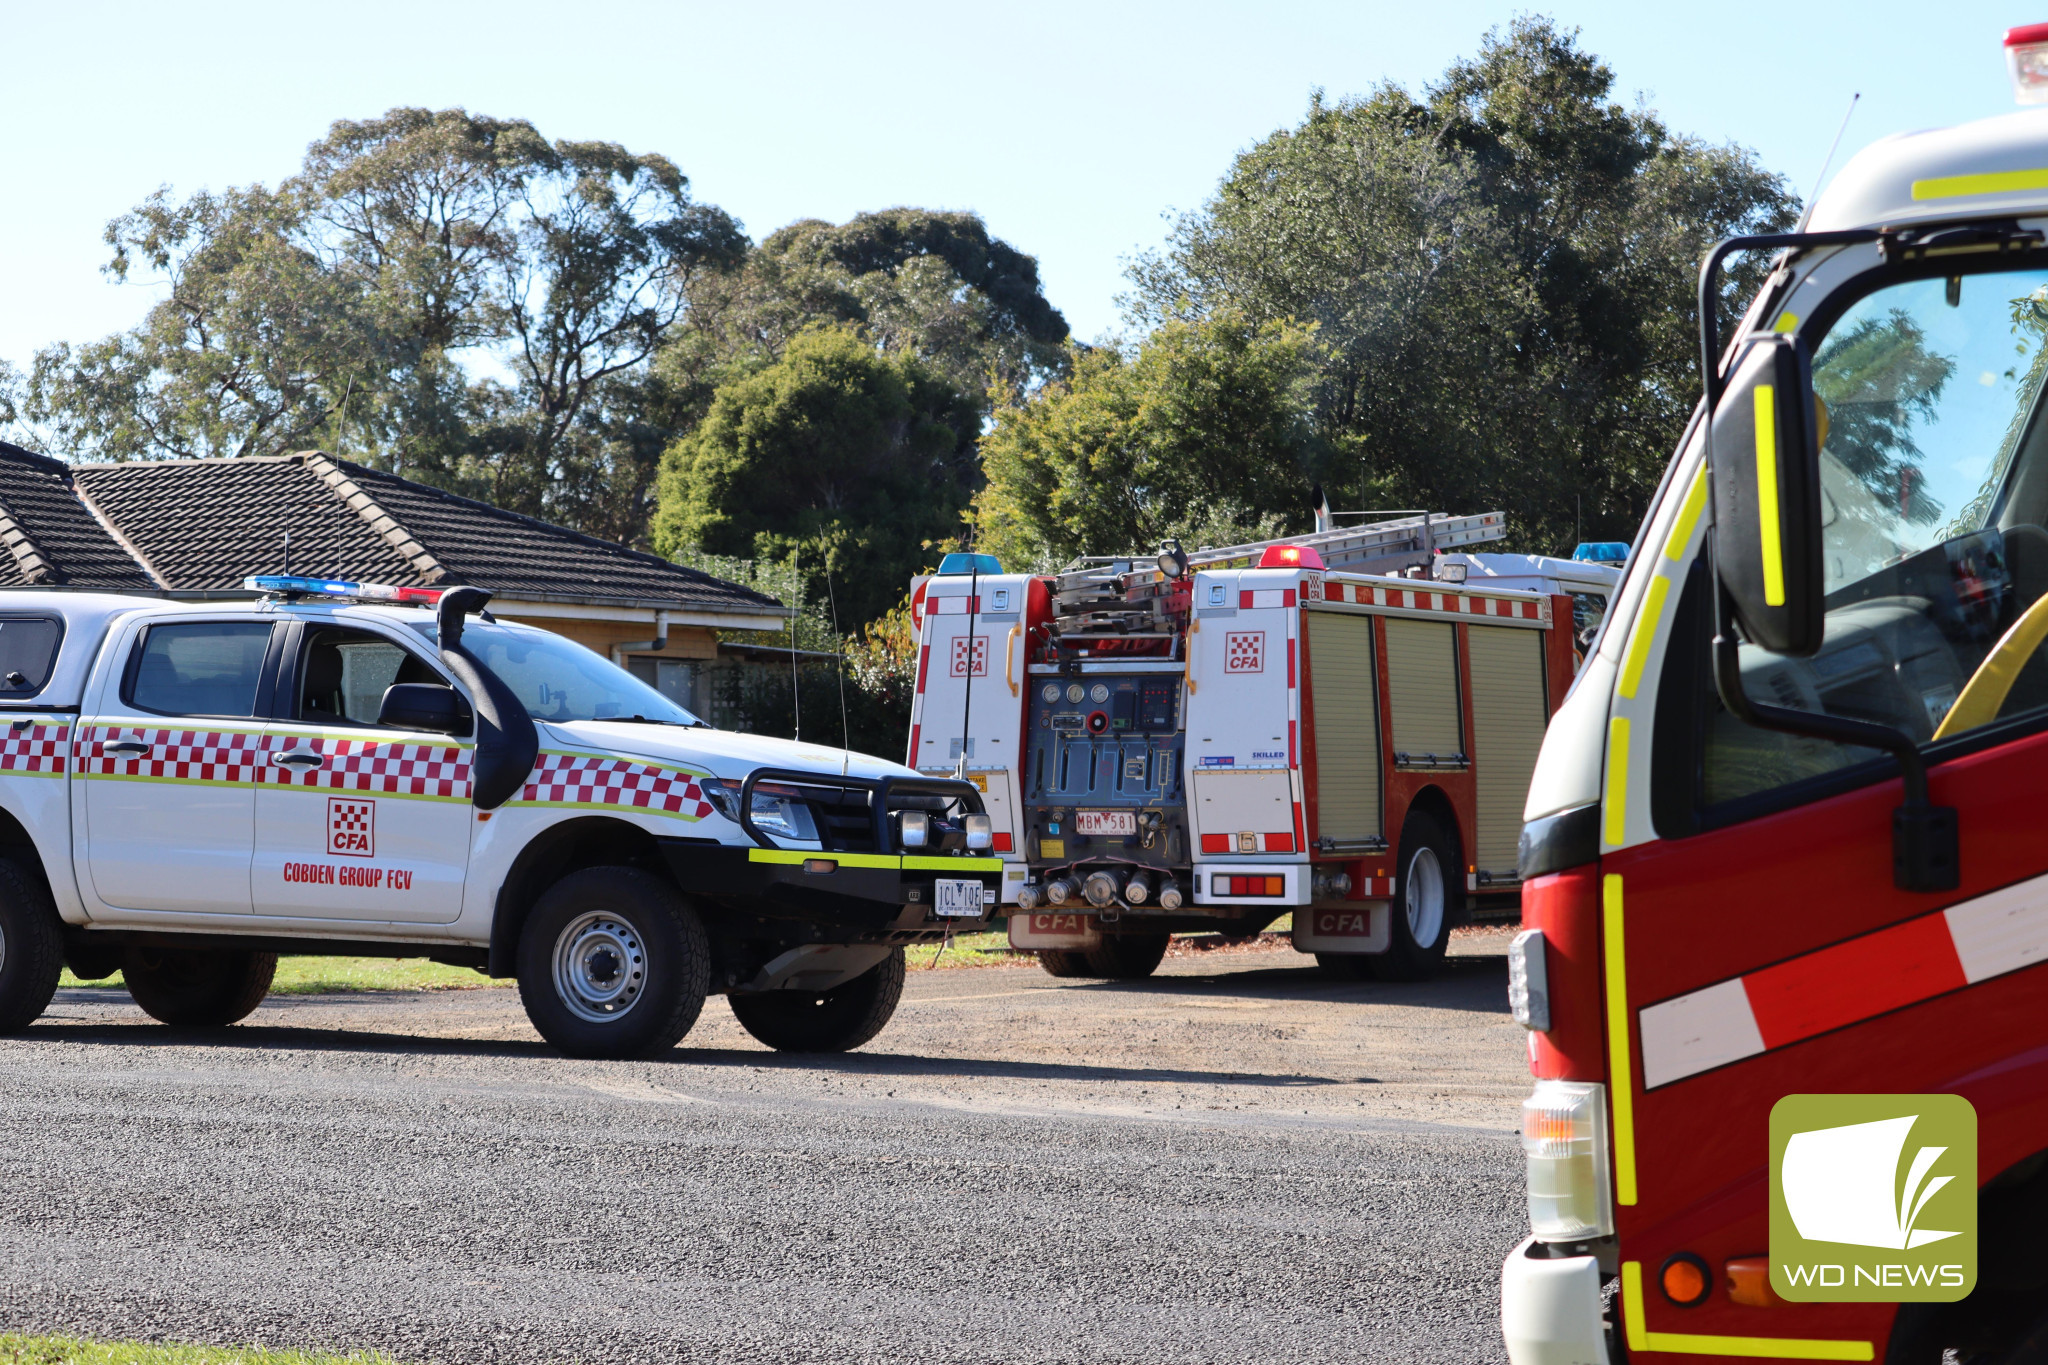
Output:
top-left (0, 576), bottom-right (1001, 1058)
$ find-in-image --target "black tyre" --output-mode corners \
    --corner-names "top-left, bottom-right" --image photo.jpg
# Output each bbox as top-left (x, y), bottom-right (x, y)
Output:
top-left (1037, 949), bottom-right (1093, 978)
top-left (1316, 952), bottom-right (1376, 981)
top-left (729, 948), bottom-right (906, 1053)
top-left (0, 857), bottom-right (62, 1034)
top-left (1374, 810), bottom-right (1459, 982)
top-left (1083, 932), bottom-right (1169, 980)
top-left (517, 866), bottom-right (709, 1060)
top-left (122, 947), bottom-right (276, 1026)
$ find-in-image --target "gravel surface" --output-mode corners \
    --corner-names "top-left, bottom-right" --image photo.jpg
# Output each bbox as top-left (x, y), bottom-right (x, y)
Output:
top-left (0, 943), bottom-right (1526, 1364)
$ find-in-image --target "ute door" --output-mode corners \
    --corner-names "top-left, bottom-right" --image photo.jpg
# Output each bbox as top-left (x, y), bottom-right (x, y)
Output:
top-left (77, 616), bottom-right (282, 916)
top-left (252, 624), bottom-right (473, 925)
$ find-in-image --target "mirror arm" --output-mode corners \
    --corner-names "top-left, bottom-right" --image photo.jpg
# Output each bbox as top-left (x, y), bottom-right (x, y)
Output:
top-left (1709, 575), bottom-right (1957, 893)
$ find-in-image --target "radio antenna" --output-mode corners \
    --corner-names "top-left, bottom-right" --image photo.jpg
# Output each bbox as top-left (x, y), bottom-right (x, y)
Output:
top-left (826, 564), bottom-right (851, 776)
top-left (788, 549), bottom-right (802, 744)
top-left (956, 544), bottom-right (981, 782)
top-left (1796, 93), bottom-right (1860, 232)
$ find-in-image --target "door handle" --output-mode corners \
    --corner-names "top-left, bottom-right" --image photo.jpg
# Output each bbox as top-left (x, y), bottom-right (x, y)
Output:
top-left (103, 740), bottom-right (150, 756)
top-left (271, 752), bottom-right (325, 768)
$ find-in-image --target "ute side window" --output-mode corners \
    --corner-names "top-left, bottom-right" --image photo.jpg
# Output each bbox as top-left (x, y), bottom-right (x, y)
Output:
top-left (0, 616), bottom-right (63, 696)
top-left (1694, 264), bottom-right (2048, 814)
top-left (294, 627), bottom-right (454, 728)
top-left (128, 622), bottom-right (275, 719)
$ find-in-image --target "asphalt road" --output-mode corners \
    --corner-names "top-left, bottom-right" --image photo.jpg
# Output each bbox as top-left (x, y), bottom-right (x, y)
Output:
top-left (0, 940), bottom-right (1527, 1365)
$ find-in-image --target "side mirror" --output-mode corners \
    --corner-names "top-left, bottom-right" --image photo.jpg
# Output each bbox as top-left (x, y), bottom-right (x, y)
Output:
top-left (1710, 335), bottom-right (1824, 655)
top-left (379, 682), bottom-right (471, 735)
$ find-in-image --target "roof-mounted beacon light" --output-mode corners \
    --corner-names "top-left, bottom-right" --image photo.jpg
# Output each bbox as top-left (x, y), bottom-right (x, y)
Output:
top-left (1257, 544), bottom-right (1325, 570)
top-left (936, 552), bottom-right (1003, 576)
top-left (1570, 542), bottom-right (1631, 567)
top-left (2009, 24), bottom-right (2048, 103)
top-left (244, 574), bottom-right (447, 605)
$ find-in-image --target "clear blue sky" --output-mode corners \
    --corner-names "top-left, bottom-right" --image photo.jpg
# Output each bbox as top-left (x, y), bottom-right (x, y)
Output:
top-left (0, 1), bottom-right (2032, 373)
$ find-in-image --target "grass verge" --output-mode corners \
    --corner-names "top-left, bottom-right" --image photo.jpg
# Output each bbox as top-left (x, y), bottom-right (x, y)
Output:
top-left (60, 957), bottom-right (503, 994)
top-left (0, 1335), bottom-right (396, 1365)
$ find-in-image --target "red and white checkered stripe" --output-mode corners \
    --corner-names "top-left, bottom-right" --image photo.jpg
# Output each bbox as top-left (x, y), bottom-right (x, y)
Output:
top-left (0, 723), bottom-right (69, 775)
top-left (1639, 870), bottom-right (2048, 1088)
top-left (78, 726), bottom-right (267, 784)
top-left (1320, 579), bottom-right (1548, 620)
top-left (520, 752), bottom-right (713, 820)
top-left (266, 736), bottom-right (471, 799)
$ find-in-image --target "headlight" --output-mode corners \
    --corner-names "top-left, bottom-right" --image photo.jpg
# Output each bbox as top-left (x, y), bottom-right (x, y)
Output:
top-left (962, 813), bottom-right (992, 851)
top-left (1507, 929), bottom-right (1550, 1031)
top-left (1521, 1080), bottom-right (1614, 1242)
top-left (701, 779), bottom-right (819, 842)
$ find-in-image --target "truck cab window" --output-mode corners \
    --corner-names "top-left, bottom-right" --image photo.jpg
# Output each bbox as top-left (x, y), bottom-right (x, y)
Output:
top-left (1704, 267), bottom-right (2048, 806)
top-left (129, 622), bottom-right (274, 718)
top-left (0, 617), bottom-right (62, 695)
top-left (297, 628), bottom-right (443, 726)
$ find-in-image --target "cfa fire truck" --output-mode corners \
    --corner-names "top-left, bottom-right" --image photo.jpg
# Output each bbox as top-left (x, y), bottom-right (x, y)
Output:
top-left (1503, 33), bottom-right (2048, 1365)
top-left (906, 513), bottom-right (1617, 981)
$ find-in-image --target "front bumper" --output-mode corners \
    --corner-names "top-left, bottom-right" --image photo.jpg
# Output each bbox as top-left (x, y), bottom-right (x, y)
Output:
top-left (1501, 1236), bottom-right (1609, 1365)
top-left (660, 840), bottom-right (1002, 934)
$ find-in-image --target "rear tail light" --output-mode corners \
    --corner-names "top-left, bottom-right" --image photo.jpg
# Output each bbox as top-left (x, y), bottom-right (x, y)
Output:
top-left (1521, 1080), bottom-right (1615, 1242)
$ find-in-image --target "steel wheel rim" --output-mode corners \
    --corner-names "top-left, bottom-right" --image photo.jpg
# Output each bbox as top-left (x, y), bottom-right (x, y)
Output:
top-left (0, 918), bottom-right (7, 977)
top-left (1404, 846), bottom-right (1445, 949)
top-left (551, 911), bottom-right (647, 1024)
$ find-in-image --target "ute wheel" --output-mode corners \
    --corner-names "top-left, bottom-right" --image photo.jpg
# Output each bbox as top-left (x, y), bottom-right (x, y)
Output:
top-left (0, 857), bottom-right (62, 1034)
top-left (1084, 932), bottom-right (1169, 980)
top-left (517, 866), bottom-right (709, 1060)
top-left (123, 947), bottom-right (276, 1026)
top-left (1373, 810), bottom-right (1459, 982)
top-left (1036, 949), bottom-right (1093, 978)
top-left (1316, 953), bottom-right (1376, 981)
top-left (729, 948), bottom-right (905, 1053)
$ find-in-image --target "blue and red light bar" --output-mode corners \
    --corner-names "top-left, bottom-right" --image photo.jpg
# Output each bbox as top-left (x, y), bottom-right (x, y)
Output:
top-left (243, 574), bottom-right (445, 605)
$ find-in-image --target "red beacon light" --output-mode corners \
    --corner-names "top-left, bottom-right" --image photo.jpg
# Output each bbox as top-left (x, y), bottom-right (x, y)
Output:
top-left (1257, 544), bottom-right (1325, 570)
top-left (2007, 24), bottom-right (2048, 104)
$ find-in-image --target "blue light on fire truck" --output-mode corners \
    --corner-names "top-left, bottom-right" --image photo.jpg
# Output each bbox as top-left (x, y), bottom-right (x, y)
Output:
top-left (2009, 24), bottom-right (2048, 103)
top-left (243, 574), bottom-right (447, 604)
top-left (936, 553), bottom-right (1003, 576)
top-left (1570, 542), bottom-right (1630, 566)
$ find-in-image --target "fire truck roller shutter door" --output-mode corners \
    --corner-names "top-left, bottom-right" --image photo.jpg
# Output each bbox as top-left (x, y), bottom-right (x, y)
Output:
top-left (1384, 619), bottom-right (1462, 759)
top-left (1466, 624), bottom-right (1548, 877)
top-left (1305, 611), bottom-right (1382, 842)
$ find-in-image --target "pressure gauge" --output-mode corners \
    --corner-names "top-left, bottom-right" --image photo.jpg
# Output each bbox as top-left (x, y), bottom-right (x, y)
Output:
top-left (1066, 683), bottom-right (1085, 703)
top-left (1041, 683), bottom-right (1061, 703)
top-left (1090, 683), bottom-right (1110, 703)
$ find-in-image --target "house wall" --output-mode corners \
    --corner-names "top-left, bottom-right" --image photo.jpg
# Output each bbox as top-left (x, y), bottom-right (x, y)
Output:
top-left (495, 612), bottom-right (720, 662)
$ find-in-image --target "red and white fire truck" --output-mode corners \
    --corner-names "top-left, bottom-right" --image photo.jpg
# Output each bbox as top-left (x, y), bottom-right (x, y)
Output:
top-left (1503, 33), bottom-right (2048, 1364)
top-left (907, 513), bottom-right (1614, 981)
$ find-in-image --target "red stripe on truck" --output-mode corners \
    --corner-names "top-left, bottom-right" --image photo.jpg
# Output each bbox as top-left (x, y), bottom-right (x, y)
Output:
top-left (1741, 912), bottom-right (1966, 1050)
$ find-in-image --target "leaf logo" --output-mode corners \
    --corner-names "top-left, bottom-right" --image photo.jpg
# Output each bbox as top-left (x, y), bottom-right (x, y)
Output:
top-left (1781, 1115), bottom-right (1959, 1250)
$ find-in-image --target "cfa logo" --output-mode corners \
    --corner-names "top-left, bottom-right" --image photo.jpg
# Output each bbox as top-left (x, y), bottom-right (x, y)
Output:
top-left (1769, 1094), bottom-right (1976, 1302)
top-left (328, 797), bottom-right (376, 858)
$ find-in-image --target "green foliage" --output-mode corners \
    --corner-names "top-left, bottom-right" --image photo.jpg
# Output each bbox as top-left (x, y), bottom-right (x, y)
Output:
top-left (974, 313), bottom-right (1324, 569)
top-left (0, 1335), bottom-right (396, 1365)
top-left (23, 107), bottom-right (745, 547)
top-left (653, 326), bottom-right (977, 626)
top-left (1126, 18), bottom-right (1798, 551)
top-left (683, 208), bottom-right (1069, 405)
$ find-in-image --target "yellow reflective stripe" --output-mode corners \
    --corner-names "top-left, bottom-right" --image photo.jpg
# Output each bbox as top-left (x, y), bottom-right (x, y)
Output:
top-left (1666, 467), bottom-right (1709, 562)
top-left (1603, 873), bottom-right (1637, 1206)
top-left (1617, 576), bottom-right (1669, 700)
top-left (903, 855), bottom-right (1002, 872)
top-left (1603, 717), bottom-right (1630, 847)
top-left (746, 849), bottom-right (902, 869)
top-left (1912, 166), bottom-right (2048, 200)
top-left (1621, 1263), bottom-right (1872, 1360)
top-left (1754, 384), bottom-right (1785, 607)
top-left (1772, 312), bottom-right (1800, 333)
